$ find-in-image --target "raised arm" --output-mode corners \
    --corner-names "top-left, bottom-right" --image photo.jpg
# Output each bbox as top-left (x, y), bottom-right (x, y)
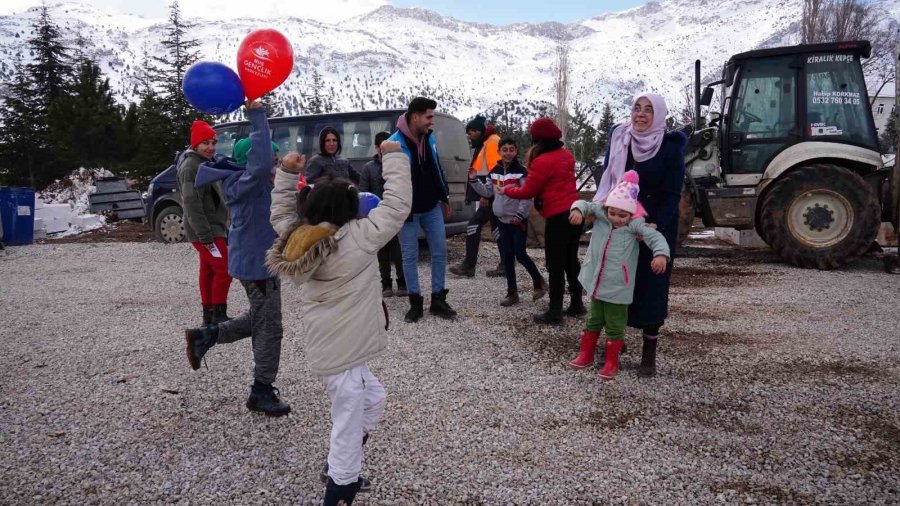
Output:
top-left (353, 142), bottom-right (412, 252)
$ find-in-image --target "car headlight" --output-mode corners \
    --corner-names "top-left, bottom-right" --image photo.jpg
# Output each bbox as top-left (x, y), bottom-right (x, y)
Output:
top-left (146, 183), bottom-right (154, 196)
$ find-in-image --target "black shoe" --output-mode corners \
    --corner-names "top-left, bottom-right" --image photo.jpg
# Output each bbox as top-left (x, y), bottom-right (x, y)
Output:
top-left (564, 296), bottom-right (587, 316)
top-left (394, 281), bottom-right (408, 297)
top-left (534, 309), bottom-right (562, 325)
top-left (320, 464), bottom-right (372, 493)
top-left (637, 336), bottom-right (658, 377)
top-left (323, 477), bottom-right (362, 506)
top-left (404, 294), bottom-right (424, 323)
top-left (485, 261), bottom-right (505, 277)
top-left (429, 289), bottom-right (457, 319)
top-left (184, 324), bottom-right (218, 370)
top-left (246, 381), bottom-right (291, 416)
top-left (211, 303), bottom-right (232, 324)
top-left (449, 261), bottom-right (476, 278)
top-left (202, 305), bottom-right (214, 326)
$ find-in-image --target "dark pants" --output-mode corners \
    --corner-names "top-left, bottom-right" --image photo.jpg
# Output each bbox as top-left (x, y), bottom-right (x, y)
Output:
top-left (543, 212), bottom-right (583, 312)
top-left (464, 204), bottom-right (501, 266)
top-left (377, 235), bottom-right (405, 289)
top-left (217, 277), bottom-right (283, 385)
top-left (497, 222), bottom-right (543, 293)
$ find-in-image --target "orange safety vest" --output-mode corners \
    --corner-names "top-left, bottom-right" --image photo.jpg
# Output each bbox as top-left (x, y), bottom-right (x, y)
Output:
top-left (471, 134), bottom-right (501, 176)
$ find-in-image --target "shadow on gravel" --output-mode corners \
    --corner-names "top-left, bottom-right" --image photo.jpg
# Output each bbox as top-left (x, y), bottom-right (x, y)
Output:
top-left (709, 481), bottom-right (817, 505)
top-left (670, 264), bottom-right (768, 289)
top-left (664, 330), bottom-right (756, 356)
top-left (583, 409), bottom-right (643, 429)
top-left (761, 359), bottom-right (884, 382)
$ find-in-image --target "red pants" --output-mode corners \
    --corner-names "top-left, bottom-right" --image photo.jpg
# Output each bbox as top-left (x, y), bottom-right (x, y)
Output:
top-left (191, 237), bottom-right (232, 305)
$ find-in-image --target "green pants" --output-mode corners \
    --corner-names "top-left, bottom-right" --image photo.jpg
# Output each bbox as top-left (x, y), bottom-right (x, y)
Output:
top-left (585, 299), bottom-right (628, 341)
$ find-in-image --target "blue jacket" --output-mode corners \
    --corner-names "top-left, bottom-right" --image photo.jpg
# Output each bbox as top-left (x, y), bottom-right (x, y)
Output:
top-left (388, 129), bottom-right (448, 204)
top-left (601, 126), bottom-right (687, 327)
top-left (195, 107), bottom-right (276, 281)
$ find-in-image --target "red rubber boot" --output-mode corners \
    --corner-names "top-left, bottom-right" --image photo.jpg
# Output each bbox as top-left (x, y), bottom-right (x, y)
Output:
top-left (598, 340), bottom-right (624, 380)
top-left (569, 330), bottom-right (600, 369)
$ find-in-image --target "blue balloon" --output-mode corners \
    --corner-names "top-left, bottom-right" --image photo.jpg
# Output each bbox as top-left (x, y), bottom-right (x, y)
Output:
top-left (358, 192), bottom-right (381, 218)
top-left (182, 61), bottom-right (245, 115)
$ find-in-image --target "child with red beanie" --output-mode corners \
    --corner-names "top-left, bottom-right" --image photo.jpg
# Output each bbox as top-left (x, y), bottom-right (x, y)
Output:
top-left (177, 120), bottom-right (233, 325)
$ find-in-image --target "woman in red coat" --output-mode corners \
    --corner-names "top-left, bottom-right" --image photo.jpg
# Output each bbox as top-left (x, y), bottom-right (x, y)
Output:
top-left (501, 117), bottom-right (584, 324)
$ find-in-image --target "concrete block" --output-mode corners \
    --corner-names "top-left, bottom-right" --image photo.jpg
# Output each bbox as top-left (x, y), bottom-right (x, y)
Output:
top-left (43, 217), bottom-right (69, 234)
top-left (35, 203), bottom-right (72, 222)
top-left (714, 227), bottom-right (768, 248)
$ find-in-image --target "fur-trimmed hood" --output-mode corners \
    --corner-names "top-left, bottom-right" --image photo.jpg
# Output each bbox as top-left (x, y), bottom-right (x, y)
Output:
top-left (265, 222), bottom-right (339, 282)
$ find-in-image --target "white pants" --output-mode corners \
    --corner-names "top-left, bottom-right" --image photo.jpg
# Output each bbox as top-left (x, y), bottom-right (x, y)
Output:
top-left (323, 363), bottom-right (386, 486)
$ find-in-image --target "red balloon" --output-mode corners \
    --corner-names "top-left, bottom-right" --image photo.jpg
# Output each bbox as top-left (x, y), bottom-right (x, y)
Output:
top-left (237, 29), bottom-right (294, 100)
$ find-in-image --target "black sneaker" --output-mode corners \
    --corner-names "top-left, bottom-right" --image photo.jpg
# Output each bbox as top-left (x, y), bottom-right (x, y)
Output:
top-left (534, 309), bottom-right (562, 325)
top-left (323, 477), bottom-right (362, 506)
top-left (320, 464), bottom-right (372, 493)
top-left (246, 382), bottom-right (291, 416)
top-left (184, 324), bottom-right (218, 370)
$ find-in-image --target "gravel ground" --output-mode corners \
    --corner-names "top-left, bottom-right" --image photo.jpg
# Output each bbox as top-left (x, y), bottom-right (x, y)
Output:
top-left (1, 237), bottom-right (899, 505)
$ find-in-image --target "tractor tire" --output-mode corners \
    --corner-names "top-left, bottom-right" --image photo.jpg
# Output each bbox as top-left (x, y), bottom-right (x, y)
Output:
top-left (154, 205), bottom-right (185, 243)
top-left (759, 164), bottom-right (879, 270)
top-left (676, 183), bottom-right (695, 250)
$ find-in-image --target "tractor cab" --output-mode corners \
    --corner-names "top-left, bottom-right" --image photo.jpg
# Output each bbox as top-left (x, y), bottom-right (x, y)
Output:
top-left (686, 41), bottom-right (890, 269)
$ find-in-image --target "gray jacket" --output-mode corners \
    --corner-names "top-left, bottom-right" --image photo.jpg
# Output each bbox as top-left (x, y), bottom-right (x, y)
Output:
top-left (358, 155), bottom-right (385, 198)
top-left (304, 154), bottom-right (358, 184)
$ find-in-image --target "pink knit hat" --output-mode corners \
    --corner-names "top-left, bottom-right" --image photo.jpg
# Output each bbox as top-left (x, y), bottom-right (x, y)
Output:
top-left (604, 170), bottom-right (640, 215)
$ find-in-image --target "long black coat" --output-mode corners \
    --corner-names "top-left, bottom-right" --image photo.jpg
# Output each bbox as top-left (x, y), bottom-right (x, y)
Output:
top-left (601, 127), bottom-right (688, 329)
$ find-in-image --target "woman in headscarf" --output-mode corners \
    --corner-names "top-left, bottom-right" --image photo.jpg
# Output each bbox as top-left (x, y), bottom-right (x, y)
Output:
top-left (501, 117), bottom-right (583, 325)
top-left (594, 94), bottom-right (688, 377)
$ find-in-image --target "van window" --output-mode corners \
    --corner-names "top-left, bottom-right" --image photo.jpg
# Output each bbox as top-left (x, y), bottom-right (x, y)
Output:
top-left (272, 124), bottom-right (313, 158)
top-left (214, 126), bottom-right (241, 157)
top-left (310, 118), bottom-right (393, 161)
top-left (433, 115), bottom-right (470, 162)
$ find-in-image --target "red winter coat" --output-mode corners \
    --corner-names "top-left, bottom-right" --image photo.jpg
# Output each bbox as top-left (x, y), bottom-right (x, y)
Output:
top-left (504, 147), bottom-right (579, 218)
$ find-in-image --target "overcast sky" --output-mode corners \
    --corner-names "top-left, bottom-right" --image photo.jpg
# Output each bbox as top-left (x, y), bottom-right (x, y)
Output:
top-left (0, 0), bottom-right (649, 24)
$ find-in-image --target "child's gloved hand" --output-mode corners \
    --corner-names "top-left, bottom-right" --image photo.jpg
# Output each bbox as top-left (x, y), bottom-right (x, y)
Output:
top-left (569, 208), bottom-right (583, 225)
top-left (380, 141), bottom-right (401, 154)
top-left (650, 255), bottom-right (668, 274)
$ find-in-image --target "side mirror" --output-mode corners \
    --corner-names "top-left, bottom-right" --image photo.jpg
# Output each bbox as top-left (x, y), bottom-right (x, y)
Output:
top-left (700, 87), bottom-right (714, 107)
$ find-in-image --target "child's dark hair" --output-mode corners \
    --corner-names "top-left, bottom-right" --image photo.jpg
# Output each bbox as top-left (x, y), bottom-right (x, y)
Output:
top-left (498, 137), bottom-right (517, 150)
top-left (296, 177), bottom-right (359, 227)
top-left (374, 131), bottom-right (390, 147)
top-left (318, 126), bottom-right (342, 156)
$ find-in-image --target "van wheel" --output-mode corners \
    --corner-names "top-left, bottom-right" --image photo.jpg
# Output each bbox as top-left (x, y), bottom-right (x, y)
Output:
top-left (676, 183), bottom-right (695, 249)
top-left (154, 206), bottom-right (185, 243)
top-left (759, 164), bottom-right (879, 269)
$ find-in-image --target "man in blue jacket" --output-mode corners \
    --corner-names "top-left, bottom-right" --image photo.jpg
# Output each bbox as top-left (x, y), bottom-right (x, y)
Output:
top-left (183, 100), bottom-right (290, 416)
top-left (389, 97), bottom-right (457, 323)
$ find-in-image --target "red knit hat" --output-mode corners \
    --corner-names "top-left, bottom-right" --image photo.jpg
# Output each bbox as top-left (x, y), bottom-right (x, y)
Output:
top-left (529, 117), bottom-right (562, 142)
top-left (190, 120), bottom-right (217, 148)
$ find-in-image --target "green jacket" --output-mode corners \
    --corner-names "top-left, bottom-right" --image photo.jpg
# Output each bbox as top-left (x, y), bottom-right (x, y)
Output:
top-left (176, 150), bottom-right (229, 244)
top-left (572, 200), bottom-right (670, 305)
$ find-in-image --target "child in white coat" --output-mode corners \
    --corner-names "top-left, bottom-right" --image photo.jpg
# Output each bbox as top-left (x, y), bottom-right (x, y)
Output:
top-left (267, 142), bottom-right (411, 505)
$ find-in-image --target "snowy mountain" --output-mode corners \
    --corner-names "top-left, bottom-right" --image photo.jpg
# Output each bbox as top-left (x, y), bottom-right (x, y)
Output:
top-left (0, 0), bottom-right (897, 123)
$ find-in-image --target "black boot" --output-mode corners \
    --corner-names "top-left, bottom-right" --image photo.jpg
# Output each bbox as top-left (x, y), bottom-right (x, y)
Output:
top-left (534, 300), bottom-right (563, 325)
top-left (404, 294), bottom-right (424, 323)
top-left (246, 381), bottom-right (291, 416)
top-left (202, 305), bottom-right (214, 325)
top-left (211, 304), bottom-right (232, 324)
top-left (320, 434), bottom-right (372, 492)
top-left (564, 293), bottom-right (587, 316)
top-left (323, 477), bottom-right (361, 506)
top-left (449, 261), bottom-right (476, 278)
top-left (637, 336), bottom-right (658, 377)
top-left (429, 289), bottom-right (457, 319)
top-left (184, 324), bottom-right (218, 370)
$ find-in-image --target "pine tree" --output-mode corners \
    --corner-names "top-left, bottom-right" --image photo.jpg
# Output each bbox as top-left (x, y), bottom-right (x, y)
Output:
top-left (597, 102), bottom-right (616, 155)
top-left (0, 58), bottom-right (41, 187)
top-left (48, 59), bottom-right (126, 172)
top-left (27, 4), bottom-right (72, 112)
top-left (879, 111), bottom-right (898, 153)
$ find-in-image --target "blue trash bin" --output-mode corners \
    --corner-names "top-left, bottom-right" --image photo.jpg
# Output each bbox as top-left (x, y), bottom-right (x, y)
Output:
top-left (0, 187), bottom-right (36, 245)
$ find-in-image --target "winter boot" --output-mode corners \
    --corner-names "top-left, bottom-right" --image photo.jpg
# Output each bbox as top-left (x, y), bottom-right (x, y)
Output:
top-left (394, 280), bottom-right (408, 297)
top-left (449, 261), bottom-right (476, 278)
top-left (637, 335), bottom-right (658, 378)
top-left (211, 304), bottom-right (232, 324)
top-left (320, 434), bottom-right (372, 492)
top-left (485, 261), bottom-right (505, 278)
top-left (598, 340), bottom-right (625, 380)
top-left (404, 294), bottom-right (424, 323)
top-left (564, 293), bottom-right (587, 316)
top-left (569, 330), bottom-right (600, 369)
top-left (500, 290), bottom-right (520, 307)
top-left (534, 300), bottom-right (563, 325)
top-left (246, 381), bottom-right (291, 416)
top-left (202, 305), bottom-right (214, 325)
top-left (429, 289), bottom-right (457, 319)
top-left (184, 324), bottom-right (218, 370)
top-left (323, 476), bottom-right (362, 506)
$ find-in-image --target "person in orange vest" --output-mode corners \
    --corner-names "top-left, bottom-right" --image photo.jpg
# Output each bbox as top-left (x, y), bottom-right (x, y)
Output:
top-left (449, 115), bottom-right (505, 278)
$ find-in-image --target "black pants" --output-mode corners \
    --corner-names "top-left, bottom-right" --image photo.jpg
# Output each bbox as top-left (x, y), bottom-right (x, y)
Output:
top-left (377, 235), bottom-right (405, 289)
top-left (543, 212), bottom-right (582, 312)
top-left (497, 222), bottom-right (543, 293)
top-left (464, 204), bottom-right (501, 266)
